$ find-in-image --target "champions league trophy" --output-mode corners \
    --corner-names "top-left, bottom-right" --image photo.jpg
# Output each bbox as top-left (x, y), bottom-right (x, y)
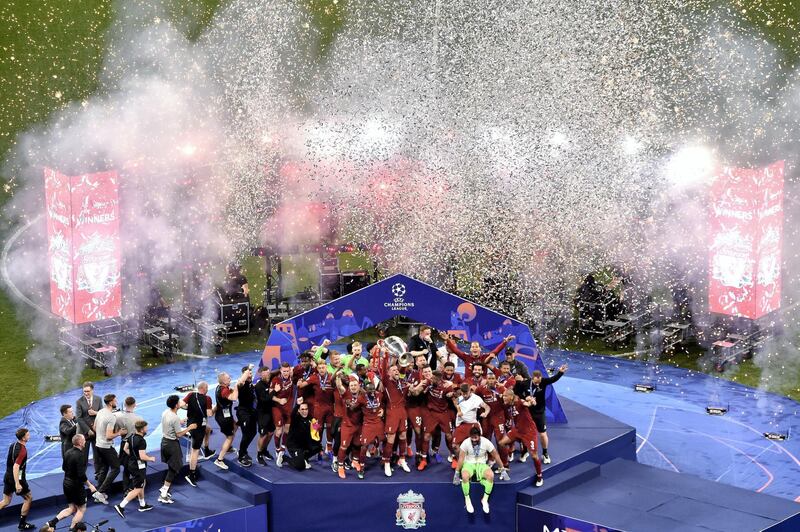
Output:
top-left (383, 336), bottom-right (408, 357)
top-left (383, 336), bottom-right (412, 367)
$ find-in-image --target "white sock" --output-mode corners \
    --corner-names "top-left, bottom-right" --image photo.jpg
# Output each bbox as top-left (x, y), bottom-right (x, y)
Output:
top-left (139, 498), bottom-right (146, 507)
top-left (159, 487), bottom-right (168, 497)
top-left (119, 499), bottom-right (129, 508)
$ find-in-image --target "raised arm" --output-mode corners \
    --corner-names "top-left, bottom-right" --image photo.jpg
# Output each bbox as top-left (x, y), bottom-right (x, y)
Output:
top-left (334, 372), bottom-right (347, 395)
top-left (489, 335), bottom-right (515, 357)
top-left (313, 340), bottom-right (331, 361)
top-left (542, 364), bottom-right (567, 386)
top-left (445, 338), bottom-right (468, 358)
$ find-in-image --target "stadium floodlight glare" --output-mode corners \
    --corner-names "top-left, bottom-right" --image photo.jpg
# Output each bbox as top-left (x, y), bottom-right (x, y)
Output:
top-left (665, 144), bottom-right (715, 189)
top-left (179, 143), bottom-right (198, 157)
top-left (363, 118), bottom-right (391, 142)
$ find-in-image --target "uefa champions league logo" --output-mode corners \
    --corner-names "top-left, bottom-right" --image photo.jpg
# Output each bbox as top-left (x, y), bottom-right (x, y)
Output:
top-left (396, 490), bottom-right (426, 529)
top-left (385, 282), bottom-right (414, 311)
top-left (391, 283), bottom-right (407, 297)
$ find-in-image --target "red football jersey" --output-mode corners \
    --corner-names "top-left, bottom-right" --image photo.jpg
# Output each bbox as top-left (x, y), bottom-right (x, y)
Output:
top-left (474, 385), bottom-right (506, 416)
top-left (497, 371), bottom-right (516, 387)
top-left (362, 392), bottom-right (384, 424)
top-left (442, 372), bottom-right (463, 386)
top-left (341, 389), bottom-right (365, 427)
top-left (405, 369), bottom-right (427, 408)
top-left (506, 398), bottom-right (536, 433)
top-left (307, 371), bottom-right (335, 405)
top-left (464, 374), bottom-right (487, 389)
top-left (270, 375), bottom-right (294, 402)
top-left (333, 387), bottom-right (346, 418)
top-left (425, 380), bottom-right (455, 413)
top-left (384, 377), bottom-right (410, 410)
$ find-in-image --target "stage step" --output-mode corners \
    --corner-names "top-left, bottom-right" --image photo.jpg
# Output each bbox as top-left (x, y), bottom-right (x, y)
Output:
top-left (517, 460), bottom-right (600, 507)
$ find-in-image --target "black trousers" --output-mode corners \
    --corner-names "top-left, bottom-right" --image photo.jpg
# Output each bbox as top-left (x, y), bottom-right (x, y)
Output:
top-left (95, 446), bottom-right (120, 493)
top-left (82, 435), bottom-right (98, 477)
top-left (331, 416), bottom-right (342, 455)
top-left (119, 441), bottom-right (131, 492)
top-left (237, 410), bottom-right (257, 459)
top-left (160, 439), bottom-right (183, 483)
top-left (286, 442), bottom-right (322, 471)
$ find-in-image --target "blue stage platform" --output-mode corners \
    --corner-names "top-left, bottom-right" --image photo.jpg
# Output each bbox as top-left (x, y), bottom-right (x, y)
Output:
top-left (204, 396), bottom-right (634, 532)
top-left (518, 458), bottom-right (800, 532)
top-left (0, 393), bottom-right (633, 531)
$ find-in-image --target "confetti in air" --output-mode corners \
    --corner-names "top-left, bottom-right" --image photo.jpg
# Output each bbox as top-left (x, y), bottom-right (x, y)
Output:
top-left (1, 0), bottom-right (799, 398)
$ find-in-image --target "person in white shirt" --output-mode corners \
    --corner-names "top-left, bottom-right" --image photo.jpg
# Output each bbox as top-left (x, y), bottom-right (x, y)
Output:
top-left (93, 394), bottom-right (126, 503)
top-left (456, 427), bottom-right (505, 514)
top-left (158, 396), bottom-right (196, 504)
top-left (452, 383), bottom-right (490, 448)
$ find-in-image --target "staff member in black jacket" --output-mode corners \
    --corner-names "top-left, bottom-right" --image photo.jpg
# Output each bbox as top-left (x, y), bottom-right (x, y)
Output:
top-left (255, 367), bottom-right (275, 465)
top-left (529, 364), bottom-right (568, 464)
top-left (41, 434), bottom-right (99, 532)
top-left (503, 348), bottom-right (531, 394)
top-left (181, 382), bottom-right (213, 486)
top-left (408, 325), bottom-right (441, 370)
top-left (59, 405), bottom-right (78, 458)
top-left (284, 400), bottom-right (321, 471)
top-left (236, 367), bottom-right (258, 467)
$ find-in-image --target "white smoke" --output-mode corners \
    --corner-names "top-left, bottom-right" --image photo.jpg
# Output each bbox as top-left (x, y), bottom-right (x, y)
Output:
top-left (1, 0), bottom-right (798, 395)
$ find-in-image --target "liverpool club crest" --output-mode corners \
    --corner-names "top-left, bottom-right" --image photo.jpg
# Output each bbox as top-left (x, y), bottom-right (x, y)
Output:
top-left (396, 490), bottom-right (426, 529)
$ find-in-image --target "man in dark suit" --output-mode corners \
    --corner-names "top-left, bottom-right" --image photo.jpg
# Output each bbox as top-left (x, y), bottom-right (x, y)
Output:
top-left (74, 382), bottom-right (102, 466)
top-left (58, 405), bottom-right (78, 458)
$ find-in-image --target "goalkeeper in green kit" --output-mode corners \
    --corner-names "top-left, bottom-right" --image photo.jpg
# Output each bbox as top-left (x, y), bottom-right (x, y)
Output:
top-left (455, 426), bottom-right (508, 514)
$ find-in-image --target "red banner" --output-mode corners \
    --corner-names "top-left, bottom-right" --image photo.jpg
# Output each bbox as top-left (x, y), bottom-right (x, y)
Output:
top-left (44, 169), bottom-right (122, 324)
top-left (754, 161), bottom-right (784, 317)
top-left (44, 168), bottom-right (76, 322)
top-left (708, 161), bottom-right (784, 319)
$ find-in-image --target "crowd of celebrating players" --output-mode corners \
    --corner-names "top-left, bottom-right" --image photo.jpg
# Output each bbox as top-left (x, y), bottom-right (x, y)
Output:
top-left (1, 326), bottom-right (567, 530)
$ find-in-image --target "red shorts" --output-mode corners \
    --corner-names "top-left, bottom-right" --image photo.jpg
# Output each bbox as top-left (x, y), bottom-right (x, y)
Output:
top-left (507, 428), bottom-right (538, 453)
top-left (407, 406), bottom-right (425, 433)
top-left (340, 423), bottom-right (362, 449)
top-left (360, 422), bottom-right (386, 445)
top-left (385, 408), bottom-right (408, 434)
top-left (480, 413), bottom-right (507, 440)
top-left (453, 422), bottom-right (481, 446)
top-left (272, 404), bottom-right (292, 427)
top-left (424, 410), bottom-right (453, 435)
top-left (314, 402), bottom-right (334, 429)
